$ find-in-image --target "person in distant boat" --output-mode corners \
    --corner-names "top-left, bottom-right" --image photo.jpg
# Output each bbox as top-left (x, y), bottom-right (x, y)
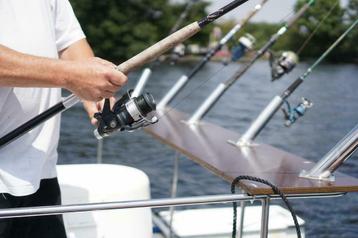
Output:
top-left (0, 0), bottom-right (127, 237)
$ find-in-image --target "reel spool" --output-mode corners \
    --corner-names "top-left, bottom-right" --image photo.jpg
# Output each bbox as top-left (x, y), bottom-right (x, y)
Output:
top-left (94, 90), bottom-right (158, 139)
top-left (282, 97), bottom-right (313, 127)
top-left (270, 51), bottom-right (299, 81)
top-left (231, 33), bottom-right (256, 61)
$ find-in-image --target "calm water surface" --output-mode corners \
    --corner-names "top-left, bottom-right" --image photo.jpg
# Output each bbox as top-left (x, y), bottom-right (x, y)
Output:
top-left (59, 61), bottom-right (358, 237)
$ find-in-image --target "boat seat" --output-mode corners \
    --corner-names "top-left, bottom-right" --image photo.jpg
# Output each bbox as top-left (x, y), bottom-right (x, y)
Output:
top-left (57, 164), bottom-right (152, 238)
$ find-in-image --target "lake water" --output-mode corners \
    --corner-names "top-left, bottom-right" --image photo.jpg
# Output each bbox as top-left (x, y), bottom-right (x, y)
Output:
top-left (58, 60), bottom-right (358, 237)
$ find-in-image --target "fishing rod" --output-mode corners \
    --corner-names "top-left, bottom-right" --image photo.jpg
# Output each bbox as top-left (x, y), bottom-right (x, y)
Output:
top-left (229, 19), bottom-right (358, 147)
top-left (185, 0), bottom-right (315, 125)
top-left (157, 0), bottom-right (269, 111)
top-left (0, 0), bottom-right (250, 149)
top-left (300, 124), bottom-right (358, 181)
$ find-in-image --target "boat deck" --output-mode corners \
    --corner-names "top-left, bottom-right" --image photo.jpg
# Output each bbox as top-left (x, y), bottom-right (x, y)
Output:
top-left (145, 108), bottom-right (358, 195)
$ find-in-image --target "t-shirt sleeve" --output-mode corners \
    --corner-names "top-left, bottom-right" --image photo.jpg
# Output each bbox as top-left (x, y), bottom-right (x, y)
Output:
top-left (54, 0), bottom-right (86, 52)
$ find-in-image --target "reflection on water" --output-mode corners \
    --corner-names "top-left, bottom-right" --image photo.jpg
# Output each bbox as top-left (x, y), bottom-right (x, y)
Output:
top-left (59, 61), bottom-right (358, 237)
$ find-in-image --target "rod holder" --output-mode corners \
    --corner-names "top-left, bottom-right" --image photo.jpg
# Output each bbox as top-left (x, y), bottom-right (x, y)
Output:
top-left (157, 75), bottom-right (189, 111)
top-left (300, 124), bottom-right (358, 181)
top-left (132, 68), bottom-right (152, 98)
top-left (229, 96), bottom-right (284, 147)
top-left (186, 83), bottom-right (227, 125)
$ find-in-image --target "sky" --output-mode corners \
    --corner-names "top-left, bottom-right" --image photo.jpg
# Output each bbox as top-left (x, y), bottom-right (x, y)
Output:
top-left (208, 0), bottom-right (296, 23)
top-left (202, 0), bottom-right (348, 23)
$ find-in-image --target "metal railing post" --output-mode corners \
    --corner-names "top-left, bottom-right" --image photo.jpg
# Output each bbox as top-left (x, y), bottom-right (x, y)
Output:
top-left (96, 139), bottom-right (104, 164)
top-left (238, 201), bottom-right (246, 238)
top-left (169, 152), bottom-right (180, 238)
top-left (260, 197), bottom-right (270, 238)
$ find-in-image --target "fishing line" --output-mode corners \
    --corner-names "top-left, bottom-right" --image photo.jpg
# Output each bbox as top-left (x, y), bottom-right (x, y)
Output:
top-left (296, 1), bottom-right (339, 55)
top-left (157, 64), bottom-right (228, 120)
top-left (278, 9), bottom-right (296, 26)
top-left (170, 0), bottom-right (199, 34)
top-left (299, 18), bottom-right (357, 82)
top-left (231, 176), bottom-right (301, 238)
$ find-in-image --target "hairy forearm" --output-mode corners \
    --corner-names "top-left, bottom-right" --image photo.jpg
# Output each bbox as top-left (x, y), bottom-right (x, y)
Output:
top-left (0, 38), bottom-right (126, 104)
top-left (0, 44), bottom-right (71, 88)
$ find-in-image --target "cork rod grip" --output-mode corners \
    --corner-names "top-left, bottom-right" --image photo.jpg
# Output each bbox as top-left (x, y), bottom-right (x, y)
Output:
top-left (117, 22), bottom-right (201, 74)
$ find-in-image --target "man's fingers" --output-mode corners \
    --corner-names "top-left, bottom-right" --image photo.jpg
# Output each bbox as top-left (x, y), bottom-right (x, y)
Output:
top-left (109, 97), bottom-right (116, 107)
top-left (107, 70), bottom-right (128, 87)
top-left (91, 117), bottom-right (98, 126)
top-left (93, 57), bottom-right (117, 68)
top-left (96, 97), bottom-right (116, 111)
top-left (103, 83), bottom-right (119, 94)
top-left (96, 101), bottom-right (103, 111)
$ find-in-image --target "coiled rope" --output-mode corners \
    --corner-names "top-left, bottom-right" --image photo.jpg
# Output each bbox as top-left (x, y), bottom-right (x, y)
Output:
top-left (231, 175), bottom-right (301, 238)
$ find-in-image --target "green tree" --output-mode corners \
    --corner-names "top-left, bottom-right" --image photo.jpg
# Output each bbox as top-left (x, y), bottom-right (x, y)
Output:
top-left (71, 0), bottom-right (211, 63)
top-left (338, 0), bottom-right (358, 62)
top-left (286, 0), bottom-right (346, 61)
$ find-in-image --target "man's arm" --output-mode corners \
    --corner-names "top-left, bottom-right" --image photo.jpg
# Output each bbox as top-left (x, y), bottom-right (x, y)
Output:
top-left (0, 43), bottom-right (127, 101)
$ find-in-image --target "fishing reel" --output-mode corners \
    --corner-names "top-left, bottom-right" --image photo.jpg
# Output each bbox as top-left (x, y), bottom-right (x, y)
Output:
top-left (170, 43), bottom-right (186, 65)
top-left (282, 97), bottom-right (313, 127)
top-left (231, 33), bottom-right (256, 62)
top-left (93, 90), bottom-right (158, 139)
top-left (269, 51), bottom-right (299, 81)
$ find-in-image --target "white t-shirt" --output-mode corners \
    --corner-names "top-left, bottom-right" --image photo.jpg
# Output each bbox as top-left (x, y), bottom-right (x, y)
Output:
top-left (0, 0), bottom-right (85, 196)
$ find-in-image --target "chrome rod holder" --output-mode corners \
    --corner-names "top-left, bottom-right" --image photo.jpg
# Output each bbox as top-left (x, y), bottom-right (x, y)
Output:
top-left (300, 124), bottom-right (358, 181)
top-left (157, 75), bottom-right (189, 111)
top-left (186, 83), bottom-right (226, 125)
top-left (132, 68), bottom-right (152, 98)
top-left (229, 96), bottom-right (284, 147)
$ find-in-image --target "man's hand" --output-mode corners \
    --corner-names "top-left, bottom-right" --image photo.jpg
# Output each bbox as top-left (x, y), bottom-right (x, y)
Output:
top-left (59, 39), bottom-right (126, 125)
top-left (63, 57), bottom-right (127, 101)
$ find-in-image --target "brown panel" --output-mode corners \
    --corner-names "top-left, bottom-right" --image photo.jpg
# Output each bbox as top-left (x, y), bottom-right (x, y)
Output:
top-left (145, 108), bottom-right (358, 195)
